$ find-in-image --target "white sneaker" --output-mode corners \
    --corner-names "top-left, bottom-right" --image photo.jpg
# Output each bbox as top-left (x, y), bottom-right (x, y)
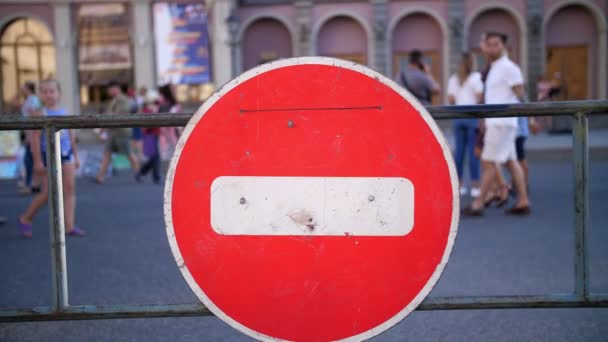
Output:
top-left (471, 187), bottom-right (481, 198)
top-left (459, 187), bottom-right (468, 196)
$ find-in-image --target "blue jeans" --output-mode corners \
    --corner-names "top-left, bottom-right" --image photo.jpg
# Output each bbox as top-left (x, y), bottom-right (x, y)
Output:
top-left (453, 120), bottom-right (480, 182)
top-left (24, 144), bottom-right (33, 187)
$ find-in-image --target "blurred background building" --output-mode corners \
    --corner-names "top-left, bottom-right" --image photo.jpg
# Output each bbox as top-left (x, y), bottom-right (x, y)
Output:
top-left (0, 0), bottom-right (606, 116)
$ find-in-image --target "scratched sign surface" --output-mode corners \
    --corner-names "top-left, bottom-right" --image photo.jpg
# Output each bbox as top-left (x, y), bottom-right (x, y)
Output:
top-left (164, 57), bottom-right (459, 342)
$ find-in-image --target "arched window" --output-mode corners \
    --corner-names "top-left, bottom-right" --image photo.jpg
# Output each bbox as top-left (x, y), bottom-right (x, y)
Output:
top-left (0, 17), bottom-right (56, 111)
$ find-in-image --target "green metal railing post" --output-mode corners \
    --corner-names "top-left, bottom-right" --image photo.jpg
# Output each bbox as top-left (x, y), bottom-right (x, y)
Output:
top-left (45, 127), bottom-right (69, 311)
top-left (572, 112), bottom-right (590, 301)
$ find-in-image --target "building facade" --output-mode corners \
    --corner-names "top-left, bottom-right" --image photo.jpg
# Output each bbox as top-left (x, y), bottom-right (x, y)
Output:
top-left (1, 0), bottom-right (606, 116)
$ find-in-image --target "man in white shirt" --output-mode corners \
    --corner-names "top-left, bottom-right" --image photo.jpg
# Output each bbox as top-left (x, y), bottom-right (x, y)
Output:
top-left (464, 32), bottom-right (531, 216)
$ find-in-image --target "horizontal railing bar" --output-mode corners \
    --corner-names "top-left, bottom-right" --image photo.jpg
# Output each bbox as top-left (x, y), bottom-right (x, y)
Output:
top-left (430, 101), bottom-right (607, 120)
top-left (417, 294), bottom-right (608, 310)
top-left (2, 294), bottom-right (608, 323)
top-left (0, 101), bottom-right (607, 130)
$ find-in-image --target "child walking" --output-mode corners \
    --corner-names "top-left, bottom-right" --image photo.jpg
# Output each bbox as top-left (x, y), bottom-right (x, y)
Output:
top-left (18, 79), bottom-right (85, 238)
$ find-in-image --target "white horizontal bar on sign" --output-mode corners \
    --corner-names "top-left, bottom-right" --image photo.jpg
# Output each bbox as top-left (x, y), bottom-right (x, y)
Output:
top-left (210, 176), bottom-right (414, 236)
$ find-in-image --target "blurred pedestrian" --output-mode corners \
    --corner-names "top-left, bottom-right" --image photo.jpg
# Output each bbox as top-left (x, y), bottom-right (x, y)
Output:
top-left (396, 50), bottom-right (440, 106)
top-left (136, 86), bottom-right (147, 110)
top-left (17, 81), bottom-right (42, 195)
top-left (515, 116), bottom-right (540, 192)
top-left (463, 32), bottom-right (530, 216)
top-left (127, 87), bottom-right (144, 162)
top-left (18, 79), bottom-right (85, 238)
top-left (447, 52), bottom-right (483, 197)
top-left (135, 90), bottom-right (162, 184)
top-left (536, 75), bottom-right (553, 130)
top-left (158, 84), bottom-right (181, 160)
top-left (95, 81), bottom-right (139, 184)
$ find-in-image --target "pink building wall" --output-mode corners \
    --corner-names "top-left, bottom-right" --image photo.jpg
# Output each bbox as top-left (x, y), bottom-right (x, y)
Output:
top-left (312, 2), bottom-right (372, 24)
top-left (543, 0), bottom-right (606, 13)
top-left (388, 0), bottom-right (448, 21)
top-left (546, 5), bottom-right (598, 98)
top-left (238, 5), bottom-right (296, 28)
top-left (242, 19), bottom-right (293, 70)
top-left (0, 4), bottom-right (54, 34)
top-left (317, 16), bottom-right (367, 58)
top-left (392, 13), bottom-right (443, 81)
top-left (468, 9), bottom-right (521, 64)
top-left (465, 0), bottom-right (526, 18)
top-left (392, 14), bottom-right (443, 53)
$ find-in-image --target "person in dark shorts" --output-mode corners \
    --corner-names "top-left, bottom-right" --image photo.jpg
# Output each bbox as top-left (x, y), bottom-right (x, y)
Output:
top-left (95, 81), bottom-right (139, 184)
top-left (515, 116), bottom-right (540, 191)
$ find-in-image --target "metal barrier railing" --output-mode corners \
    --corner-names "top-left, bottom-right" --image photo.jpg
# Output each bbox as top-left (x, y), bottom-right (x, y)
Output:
top-left (1, 100), bottom-right (607, 323)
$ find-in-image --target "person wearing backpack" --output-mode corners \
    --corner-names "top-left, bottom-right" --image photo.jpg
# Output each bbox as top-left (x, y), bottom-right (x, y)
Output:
top-left (396, 50), bottom-right (440, 106)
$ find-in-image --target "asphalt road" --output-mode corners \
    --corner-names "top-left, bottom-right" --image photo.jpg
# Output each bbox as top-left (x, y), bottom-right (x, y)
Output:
top-left (1, 161), bottom-right (607, 342)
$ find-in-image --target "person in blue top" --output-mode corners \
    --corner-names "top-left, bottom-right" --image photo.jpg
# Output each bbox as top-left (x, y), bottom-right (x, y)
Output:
top-left (18, 79), bottom-right (85, 238)
top-left (515, 116), bottom-right (539, 191)
top-left (19, 81), bottom-right (42, 195)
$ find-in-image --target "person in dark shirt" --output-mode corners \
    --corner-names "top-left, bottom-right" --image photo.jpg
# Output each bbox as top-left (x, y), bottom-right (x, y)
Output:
top-left (396, 50), bottom-right (440, 105)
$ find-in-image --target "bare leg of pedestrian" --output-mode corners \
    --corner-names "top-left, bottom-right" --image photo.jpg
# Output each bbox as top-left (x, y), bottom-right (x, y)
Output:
top-left (520, 159), bottom-right (529, 188)
top-left (505, 159), bottom-right (530, 214)
top-left (62, 163), bottom-right (85, 236)
top-left (463, 160), bottom-right (496, 215)
top-left (96, 150), bottom-right (111, 183)
top-left (127, 152), bottom-right (139, 173)
top-left (481, 163), bottom-right (509, 207)
top-left (19, 175), bottom-right (49, 238)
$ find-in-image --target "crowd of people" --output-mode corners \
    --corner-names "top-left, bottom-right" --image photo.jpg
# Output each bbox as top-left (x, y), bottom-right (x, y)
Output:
top-left (92, 82), bottom-right (181, 185)
top-left (3, 29), bottom-right (549, 237)
top-left (397, 31), bottom-right (540, 217)
top-left (8, 78), bottom-right (182, 238)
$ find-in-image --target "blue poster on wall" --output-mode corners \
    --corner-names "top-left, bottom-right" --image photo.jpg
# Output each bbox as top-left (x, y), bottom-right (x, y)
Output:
top-left (154, 3), bottom-right (212, 85)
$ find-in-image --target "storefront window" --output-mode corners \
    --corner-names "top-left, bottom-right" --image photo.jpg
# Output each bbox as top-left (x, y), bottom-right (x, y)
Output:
top-left (0, 17), bottom-right (55, 112)
top-left (77, 3), bottom-right (133, 113)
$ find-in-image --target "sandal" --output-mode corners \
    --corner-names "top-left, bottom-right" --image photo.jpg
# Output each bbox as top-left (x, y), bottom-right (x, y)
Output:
top-left (462, 205), bottom-right (484, 217)
top-left (495, 196), bottom-right (510, 208)
top-left (18, 219), bottom-right (33, 239)
top-left (484, 195), bottom-right (499, 208)
top-left (67, 226), bottom-right (86, 237)
top-left (495, 185), bottom-right (511, 208)
top-left (92, 177), bottom-right (104, 185)
top-left (505, 206), bottom-right (531, 216)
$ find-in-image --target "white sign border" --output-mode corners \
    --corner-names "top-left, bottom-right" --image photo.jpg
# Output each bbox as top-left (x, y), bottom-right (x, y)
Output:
top-left (163, 57), bottom-right (460, 342)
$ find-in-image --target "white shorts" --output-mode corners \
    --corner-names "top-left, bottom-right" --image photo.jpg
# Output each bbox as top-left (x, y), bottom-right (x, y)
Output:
top-left (481, 125), bottom-right (517, 163)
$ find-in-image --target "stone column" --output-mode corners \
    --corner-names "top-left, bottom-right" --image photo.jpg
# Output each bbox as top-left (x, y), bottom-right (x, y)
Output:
top-left (447, 0), bottom-right (464, 75)
top-left (52, 2), bottom-right (80, 116)
top-left (132, 0), bottom-right (155, 90)
top-left (526, 0), bottom-right (543, 100)
top-left (210, 0), bottom-right (236, 86)
top-left (371, 0), bottom-right (388, 74)
top-left (294, 0), bottom-right (312, 57)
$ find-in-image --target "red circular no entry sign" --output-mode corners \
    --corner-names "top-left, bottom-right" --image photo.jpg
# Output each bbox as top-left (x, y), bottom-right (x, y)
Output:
top-left (165, 57), bottom-right (459, 341)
